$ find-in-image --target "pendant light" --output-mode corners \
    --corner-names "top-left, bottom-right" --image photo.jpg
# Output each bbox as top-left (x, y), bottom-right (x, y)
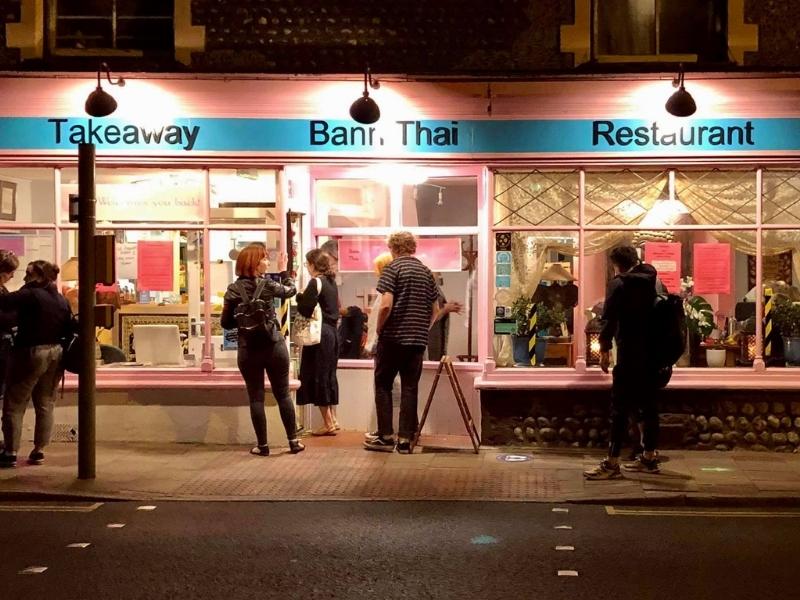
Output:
top-left (665, 64), bottom-right (696, 117)
top-left (349, 68), bottom-right (381, 125)
top-left (85, 62), bottom-right (126, 118)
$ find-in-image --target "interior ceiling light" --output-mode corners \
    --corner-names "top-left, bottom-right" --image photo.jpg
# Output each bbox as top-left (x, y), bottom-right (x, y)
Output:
top-left (85, 62), bottom-right (126, 118)
top-left (665, 64), bottom-right (696, 117)
top-left (349, 68), bottom-right (381, 125)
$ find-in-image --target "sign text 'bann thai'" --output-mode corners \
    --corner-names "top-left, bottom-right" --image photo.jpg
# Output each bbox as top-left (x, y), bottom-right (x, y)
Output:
top-left (310, 120), bottom-right (460, 147)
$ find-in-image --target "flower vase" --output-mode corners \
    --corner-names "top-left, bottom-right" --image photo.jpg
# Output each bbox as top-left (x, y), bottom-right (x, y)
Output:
top-left (511, 334), bottom-right (532, 366)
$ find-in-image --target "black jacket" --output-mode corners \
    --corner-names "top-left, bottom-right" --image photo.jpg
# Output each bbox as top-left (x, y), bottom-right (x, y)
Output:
top-left (600, 263), bottom-right (658, 370)
top-left (0, 285), bottom-right (17, 336)
top-left (221, 274), bottom-right (296, 337)
top-left (0, 282), bottom-right (71, 348)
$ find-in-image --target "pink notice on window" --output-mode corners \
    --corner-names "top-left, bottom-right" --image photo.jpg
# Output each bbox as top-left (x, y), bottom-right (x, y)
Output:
top-left (338, 239), bottom-right (388, 272)
top-left (415, 238), bottom-right (462, 272)
top-left (137, 241), bottom-right (174, 291)
top-left (0, 235), bottom-right (25, 256)
top-left (693, 243), bottom-right (731, 295)
top-left (645, 242), bottom-right (681, 293)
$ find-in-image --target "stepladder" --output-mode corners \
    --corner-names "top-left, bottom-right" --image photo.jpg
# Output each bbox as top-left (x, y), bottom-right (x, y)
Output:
top-left (411, 355), bottom-right (481, 454)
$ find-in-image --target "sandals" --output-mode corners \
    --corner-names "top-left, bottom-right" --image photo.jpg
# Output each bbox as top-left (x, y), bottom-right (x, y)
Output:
top-left (288, 439), bottom-right (306, 454)
top-left (311, 426), bottom-right (337, 436)
top-left (250, 445), bottom-right (270, 457)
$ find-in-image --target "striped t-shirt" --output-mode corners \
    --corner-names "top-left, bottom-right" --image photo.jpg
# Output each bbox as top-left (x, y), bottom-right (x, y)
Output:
top-left (376, 255), bottom-right (439, 346)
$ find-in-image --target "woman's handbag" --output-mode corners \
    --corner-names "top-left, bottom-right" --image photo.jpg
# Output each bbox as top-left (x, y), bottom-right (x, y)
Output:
top-left (292, 278), bottom-right (322, 347)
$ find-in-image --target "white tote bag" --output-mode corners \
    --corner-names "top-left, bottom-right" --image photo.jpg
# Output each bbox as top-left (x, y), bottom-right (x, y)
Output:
top-left (292, 277), bottom-right (323, 347)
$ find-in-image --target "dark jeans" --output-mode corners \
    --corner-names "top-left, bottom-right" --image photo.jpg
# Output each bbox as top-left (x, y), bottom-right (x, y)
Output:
top-left (237, 338), bottom-right (297, 446)
top-left (374, 340), bottom-right (425, 440)
top-left (608, 364), bottom-right (659, 458)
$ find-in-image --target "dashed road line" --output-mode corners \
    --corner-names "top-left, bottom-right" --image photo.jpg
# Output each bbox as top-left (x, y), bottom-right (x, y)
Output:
top-left (67, 543), bottom-right (91, 549)
top-left (554, 525), bottom-right (573, 529)
top-left (557, 570), bottom-right (579, 577)
top-left (19, 566), bottom-right (47, 574)
top-left (555, 545), bottom-right (575, 551)
top-left (137, 505), bottom-right (157, 511)
top-left (106, 523), bottom-right (126, 528)
top-left (606, 506), bottom-right (800, 518)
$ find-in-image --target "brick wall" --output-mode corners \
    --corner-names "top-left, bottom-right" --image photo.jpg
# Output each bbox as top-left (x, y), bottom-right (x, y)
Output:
top-left (190, 0), bottom-right (572, 74)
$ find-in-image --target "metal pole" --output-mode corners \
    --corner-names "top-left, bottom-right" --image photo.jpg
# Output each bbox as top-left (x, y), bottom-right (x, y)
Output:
top-left (77, 143), bottom-right (96, 480)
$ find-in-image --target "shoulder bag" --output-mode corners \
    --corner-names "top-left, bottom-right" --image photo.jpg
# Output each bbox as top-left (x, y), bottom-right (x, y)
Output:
top-left (292, 277), bottom-right (323, 347)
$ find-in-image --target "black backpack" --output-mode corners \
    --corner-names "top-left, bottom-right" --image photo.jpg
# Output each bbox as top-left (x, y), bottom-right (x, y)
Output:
top-left (649, 292), bottom-right (687, 374)
top-left (233, 279), bottom-right (270, 332)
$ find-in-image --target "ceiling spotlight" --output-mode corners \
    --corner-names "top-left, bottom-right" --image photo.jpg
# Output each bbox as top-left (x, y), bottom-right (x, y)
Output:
top-left (85, 62), bottom-right (126, 118)
top-left (349, 68), bottom-right (380, 124)
top-left (665, 64), bottom-right (696, 117)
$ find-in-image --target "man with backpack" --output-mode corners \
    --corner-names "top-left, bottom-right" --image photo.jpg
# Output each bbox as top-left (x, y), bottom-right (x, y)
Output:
top-left (584, 245), bottom-right (664, 480)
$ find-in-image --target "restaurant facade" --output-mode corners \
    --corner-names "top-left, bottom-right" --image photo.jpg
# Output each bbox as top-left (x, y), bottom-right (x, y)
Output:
top-left (0, 72), bottom-right (799, 449)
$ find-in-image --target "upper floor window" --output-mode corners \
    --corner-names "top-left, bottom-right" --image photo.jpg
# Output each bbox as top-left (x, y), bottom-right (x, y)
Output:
top-left (593, 0), bottom-right (728, 63)
top-left (49, 0), bottom-right (174, 55)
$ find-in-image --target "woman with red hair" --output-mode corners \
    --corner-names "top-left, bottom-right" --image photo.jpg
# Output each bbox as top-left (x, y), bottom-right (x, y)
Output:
top-left (221, 244), bottom-right (304, 456)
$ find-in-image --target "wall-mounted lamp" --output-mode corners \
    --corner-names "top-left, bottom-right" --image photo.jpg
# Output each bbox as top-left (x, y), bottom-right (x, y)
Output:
top-left (412, 182), bottom-right (445, 206)
top-left (349, 68), bottom-right (380, 124)
top-left (665, 64), bottom-right (696, 117)
top-left (85, 62), bottom-right (126, 117)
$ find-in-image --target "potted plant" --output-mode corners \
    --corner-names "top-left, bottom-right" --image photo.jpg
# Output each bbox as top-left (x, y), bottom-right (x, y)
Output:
top-left (510, 294), bottom-right (534, 366)
top-left (772, 296), bottom-right (800, 366)
top-left (530, 303), bottom-right (567, 366)
top-left (680, 276), bottom-right (714, 366)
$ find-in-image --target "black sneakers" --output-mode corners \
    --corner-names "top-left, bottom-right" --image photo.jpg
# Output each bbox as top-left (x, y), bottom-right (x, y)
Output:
top-left (0, 452), bottom-right (17, 468)
top-left (27, 450), bottom-right (45, 465)
top-left (396, 440), bottom-right (412, 454)
top-left (623, 455), bottom-right (661, 474)
top-left (363, 436), bottom-right (395, 452)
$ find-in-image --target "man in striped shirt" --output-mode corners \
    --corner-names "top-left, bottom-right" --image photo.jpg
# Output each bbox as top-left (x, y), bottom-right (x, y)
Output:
top-left (364, 232), bottom-right (440, 454)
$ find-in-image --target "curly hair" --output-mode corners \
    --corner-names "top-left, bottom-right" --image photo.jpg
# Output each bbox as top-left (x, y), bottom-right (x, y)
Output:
top-left (306, 248), bottom-right (335, 281)
top-left (387, 231), bottom-right (416, 257)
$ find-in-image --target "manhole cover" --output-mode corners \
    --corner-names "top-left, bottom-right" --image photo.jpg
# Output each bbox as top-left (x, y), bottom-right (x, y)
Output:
top-left (497, 454), bottom-right (532, 463)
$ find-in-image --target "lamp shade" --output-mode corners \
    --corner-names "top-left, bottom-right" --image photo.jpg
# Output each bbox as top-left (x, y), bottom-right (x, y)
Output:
top-left (349, 94), bottom-right (380, 124)
top-left (665, 86), bottom-right (696, 117)
top-left (85, 86), bottom-right (118, 117)
top-left (61, 257), bottom-right (79, 281)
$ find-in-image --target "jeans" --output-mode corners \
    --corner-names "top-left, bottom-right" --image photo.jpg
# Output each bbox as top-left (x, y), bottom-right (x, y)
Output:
top-left (608, 364), bottom-right (659, 458)
top-left (237, 339), bottom-right (297, 446)
top-left (374, 340), bottom-right (425, 440)
top-left (2, 344), bottom-right (63, 454)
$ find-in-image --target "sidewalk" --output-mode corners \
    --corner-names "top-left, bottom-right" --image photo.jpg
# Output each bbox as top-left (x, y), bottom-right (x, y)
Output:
top-left (1, 432), bottom-right (800, 505)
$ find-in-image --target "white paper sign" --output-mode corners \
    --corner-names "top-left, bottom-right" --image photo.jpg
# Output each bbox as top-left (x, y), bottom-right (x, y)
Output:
top-left (116, 242), bottom-right (138, 280)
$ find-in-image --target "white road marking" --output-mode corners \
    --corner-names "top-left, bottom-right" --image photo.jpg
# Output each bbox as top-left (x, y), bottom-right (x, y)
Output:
top-left (606, 506), bottom-right (800, 518)
top-left (554, 525), bottom-right (573, 530)
top-left (67, 543), bottom-right (91, 549)
top-left (557, 570), bottom-right (579, 577)
top-left (19, 566), bottom-right (47, 574)
top-left (552, 508), bottom-right (569, 513)
top-left (137, 505), bottom-right (157, 511)
top-left (0, 502), bottom-right (102, 513)
top-left (555, 545), bottom-right (575, 551)
top-left (107, 523), bottom-right (126, 528)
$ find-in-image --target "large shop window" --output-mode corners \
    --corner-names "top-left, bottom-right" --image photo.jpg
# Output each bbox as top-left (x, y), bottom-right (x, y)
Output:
top-left (210, 169), bottom-right (280, 226)
top-left (311, 168), bottom-right (480, 364)
top-left (492, 168), bottom-right (768, 371)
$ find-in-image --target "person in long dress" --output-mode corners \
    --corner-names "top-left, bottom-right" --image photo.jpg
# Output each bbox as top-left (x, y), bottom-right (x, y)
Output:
top-left (296, 249), bottom-right (340, 435)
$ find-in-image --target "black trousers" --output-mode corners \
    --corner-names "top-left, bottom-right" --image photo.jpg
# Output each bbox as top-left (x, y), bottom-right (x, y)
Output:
top-left (237, 338), bottom-right (297, 446)
top-left (374, 340), bottom-right (425, 440)
top-left (608, 364), bottom-right (659, 458)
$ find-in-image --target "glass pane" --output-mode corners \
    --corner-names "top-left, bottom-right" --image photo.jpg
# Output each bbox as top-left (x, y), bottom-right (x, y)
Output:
top-left (494, 171), bottom-right (579, 227)
top-left (0, 168), bottom-right (55, 223)
top-left (209, 230), bottom-right (282, 368)
top-left (117, 0), bottom-right (173, 17)
top-left (595, 0), bottom-right (656, 55)
top-left (761, 231), bottom-right (800, 368)
top-left (314, 179), bottom-right (390, 228)
top-left (320, 234), bottom-right (477, 362)
top-left (674, 169), bottom-right (756, 226)
top-left (57, 0), bottom-right (112, 17)
top-left (0, 229), bottom-right (55, 292)
top-left (492, 231), bottom-right (579, 369)
top-left (584, 170), bottom-right (668, 225)
top-left (762, 170), bottom-right (800, 225)
top-left (60, 168), bottom-right (204, 225)
top-left (117, 18), bottom-right (174, 51)
top-left (402, 176), bottom-right (477, 227)
top-left (210, 169), bottom-right (279, 225)
top-left (583, 231), bottom-right (753, 369)
top-left (659, 0), bottom-right (727, 61)
top-left (56, 18), bottom-right (113, 49)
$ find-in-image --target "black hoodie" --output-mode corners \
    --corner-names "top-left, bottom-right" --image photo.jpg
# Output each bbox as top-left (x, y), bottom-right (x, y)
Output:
top-left (599, 263), bottom-right (658, 370)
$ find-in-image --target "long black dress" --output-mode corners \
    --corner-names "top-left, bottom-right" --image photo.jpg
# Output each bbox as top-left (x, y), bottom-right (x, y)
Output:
top-left (296, 275), bottom-right (339, 407)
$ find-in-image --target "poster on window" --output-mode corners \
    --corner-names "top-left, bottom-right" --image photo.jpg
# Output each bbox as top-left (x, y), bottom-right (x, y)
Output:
top-left (137, 241), bottom-right (174, 291)
top-left (644, 242), bottom-right (681, 293)
top-left (693, 243), bottom-right (731, 295)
